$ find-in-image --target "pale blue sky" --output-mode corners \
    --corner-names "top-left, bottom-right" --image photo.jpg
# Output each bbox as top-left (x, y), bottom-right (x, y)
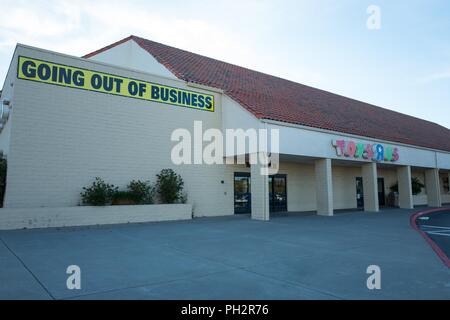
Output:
top-left (1, 0), bottom-right (449, 128)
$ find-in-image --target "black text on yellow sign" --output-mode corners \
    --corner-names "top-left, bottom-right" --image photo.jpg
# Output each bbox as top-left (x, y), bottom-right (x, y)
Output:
top-left (17, 56), bottom-right (215, 112)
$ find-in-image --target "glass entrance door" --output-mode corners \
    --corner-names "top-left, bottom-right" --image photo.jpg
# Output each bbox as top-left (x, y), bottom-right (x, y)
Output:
top-left (356, 177), bottom-right (364, 208)
top-left (234, 173), bottom-right (287, 214)
top-left (356, 176), bottom-right (386, 208)
top-left (378, 177), bottom-right (385, 207)
top-left (234, 173), bottom-right (251, 214)
top-left (269, 174), bottom-right (287, 212)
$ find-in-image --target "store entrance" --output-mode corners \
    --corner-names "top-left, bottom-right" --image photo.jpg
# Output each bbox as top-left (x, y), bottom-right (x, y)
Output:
top-left (378, 177), bottom-right (386, 207)
top-left (355, 176), bottom-right (386, 208)
top-left (269, 174), bottom-right (287, 212)
top-left (356, 177), bottom-right (364, 208)
top-left (234, 173), bottom-right (287, 214)
top-left (234, 173), bottom-right (251, 214)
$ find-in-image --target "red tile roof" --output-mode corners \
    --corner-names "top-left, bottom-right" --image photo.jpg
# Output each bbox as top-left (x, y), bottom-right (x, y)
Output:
top-left (84, 35), bottom-right (450, 152)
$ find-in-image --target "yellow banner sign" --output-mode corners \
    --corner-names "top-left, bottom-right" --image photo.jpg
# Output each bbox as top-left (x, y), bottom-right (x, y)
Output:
top-left (17, 56), bottom-right (215, 112)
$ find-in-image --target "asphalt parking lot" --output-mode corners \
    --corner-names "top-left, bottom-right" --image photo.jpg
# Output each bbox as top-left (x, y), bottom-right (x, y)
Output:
top-left (416, 210), bottom-right (450, 260)
top-left (0, 208), bottom-right (449, 300)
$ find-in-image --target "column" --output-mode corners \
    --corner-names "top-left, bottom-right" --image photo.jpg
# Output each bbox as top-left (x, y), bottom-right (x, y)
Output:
top-left (397, 166), bottom-right (414, 209)
top-left (314, 158), bottom-right (334, 216)
top-left (250, 154), bottom-right (270, 221)
top-left (362, 162), bottom-right (379, 212)
top-left (425, 168), bottom-right (441, 207)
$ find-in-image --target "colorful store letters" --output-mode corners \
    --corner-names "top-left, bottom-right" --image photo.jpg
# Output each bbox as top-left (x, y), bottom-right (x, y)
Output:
top-left (332, 140), bottom-right (399, 162)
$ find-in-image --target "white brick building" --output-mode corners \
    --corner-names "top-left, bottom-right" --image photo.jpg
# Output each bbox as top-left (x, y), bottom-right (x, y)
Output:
top-left (0, 36), bottom-right (449, 227)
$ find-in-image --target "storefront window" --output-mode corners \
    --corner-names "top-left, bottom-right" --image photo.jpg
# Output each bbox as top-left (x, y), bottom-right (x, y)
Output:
top-left (443, 177), bottom-right (449, 193)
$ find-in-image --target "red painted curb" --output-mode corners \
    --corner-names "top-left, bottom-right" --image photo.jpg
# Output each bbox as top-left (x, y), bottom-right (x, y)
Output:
top-left (410, 208), bottom-right (450, 268)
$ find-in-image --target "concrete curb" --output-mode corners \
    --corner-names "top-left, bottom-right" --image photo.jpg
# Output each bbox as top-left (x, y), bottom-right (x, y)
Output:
top-left (410, 208), bottom-right (450, 268)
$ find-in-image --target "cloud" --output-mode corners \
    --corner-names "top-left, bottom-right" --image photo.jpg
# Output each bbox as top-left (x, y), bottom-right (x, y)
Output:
top-left (0, 0), bottom-right (324, 88)
top-left (421, 69), bottom-right (450, 83)
top-left (0, 0), bottom-right (251, 59)
top-left (0, 0), bottom-right (253, 83)
top-left (0, 0), bottom-right (82, 38)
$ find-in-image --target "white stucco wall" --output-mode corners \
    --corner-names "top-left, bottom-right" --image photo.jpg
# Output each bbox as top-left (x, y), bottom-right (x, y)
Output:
top-left (222, 95), bottom-right (264, 157)
top-left (437, 153), bottom-right (450, 169)
top-left (0, 114), bottom-right (12, 157)
top-left (87, 40), bottom-right (178, 80)
top-left (0, 204), bottom-right (192, 230)
top-left (0, 42), bottom-right (448, 222)
top-left (264, 121), bottom-right (450, 170)
top-left (2, 45), bottom-right (235, 218)
top-left (0, 61), bottom-right (15, 157)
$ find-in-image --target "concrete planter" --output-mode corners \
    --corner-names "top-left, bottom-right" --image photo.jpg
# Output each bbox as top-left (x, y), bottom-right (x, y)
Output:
top-left (0, 204), bottom-right (193, 230)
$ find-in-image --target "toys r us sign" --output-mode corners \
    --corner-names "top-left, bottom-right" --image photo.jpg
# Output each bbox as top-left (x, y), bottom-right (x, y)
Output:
top-left (332, 140), bottom-right (399, 162)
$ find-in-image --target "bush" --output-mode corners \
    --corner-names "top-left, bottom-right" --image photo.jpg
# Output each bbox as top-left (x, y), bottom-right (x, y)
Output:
top-left (179, 191), bottom-right (188, 204)
top-left (127, 180), bottom-right (154, 204)
top-left (81, 177), bottom-right (118, 206)
top-left (156, 169), bottom-right (185, 204)
top-left (0, 156), bottom-right (6, 208)
top-left (390, 177), bottom-right (425, 195)
top-left (111, 191), bottom-right (137, 205)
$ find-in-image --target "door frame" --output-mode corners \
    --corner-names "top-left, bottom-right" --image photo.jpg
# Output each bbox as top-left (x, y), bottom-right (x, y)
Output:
top-left (356, 177), bottom-right (364, 209)
top-left (356, 176), bottom-right (386, 208)
top-left (234, 172), bottom-right (251, 214)
top-left (269, 174), bottom-right (288, 212)
top-left (233, 172), bottom-right (288, 214)
top-left (378, 177), bottom-right (386, 207)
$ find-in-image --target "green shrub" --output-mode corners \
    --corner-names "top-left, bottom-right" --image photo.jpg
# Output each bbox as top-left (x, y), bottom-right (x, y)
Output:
top-left (128, 180), bottom-right (154, 204)
top-left (111, 190), bottom-right (137, 205)
top-left (179, 191), bottom-right (188, 204)
top-left (0, 156), bottom-right (6, 208)
top-left (156, 169), bottom-right (185, 204)
top-left (80, 177), bottom-right (118, 206)
top-left (390, 177), bottom-right (425, 195)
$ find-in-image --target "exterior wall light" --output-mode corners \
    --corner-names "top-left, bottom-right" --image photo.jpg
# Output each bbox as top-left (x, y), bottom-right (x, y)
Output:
top-left (1, 98), bottom-right (11, 121)
top-left (0, 98), bottom-right (11, 132)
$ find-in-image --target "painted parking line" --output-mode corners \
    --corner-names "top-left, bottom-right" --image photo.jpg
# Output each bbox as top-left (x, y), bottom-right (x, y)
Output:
top-left (427, 232), bottom-right (450, 237)
top-left (420, 225), bottom-right (450, 237)
top-left (410, 208), bottom-right (450, 268)
top-left (420, 225), bottom-right (450, 230)
top-left (424, 231), bottom-right (450, 237)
